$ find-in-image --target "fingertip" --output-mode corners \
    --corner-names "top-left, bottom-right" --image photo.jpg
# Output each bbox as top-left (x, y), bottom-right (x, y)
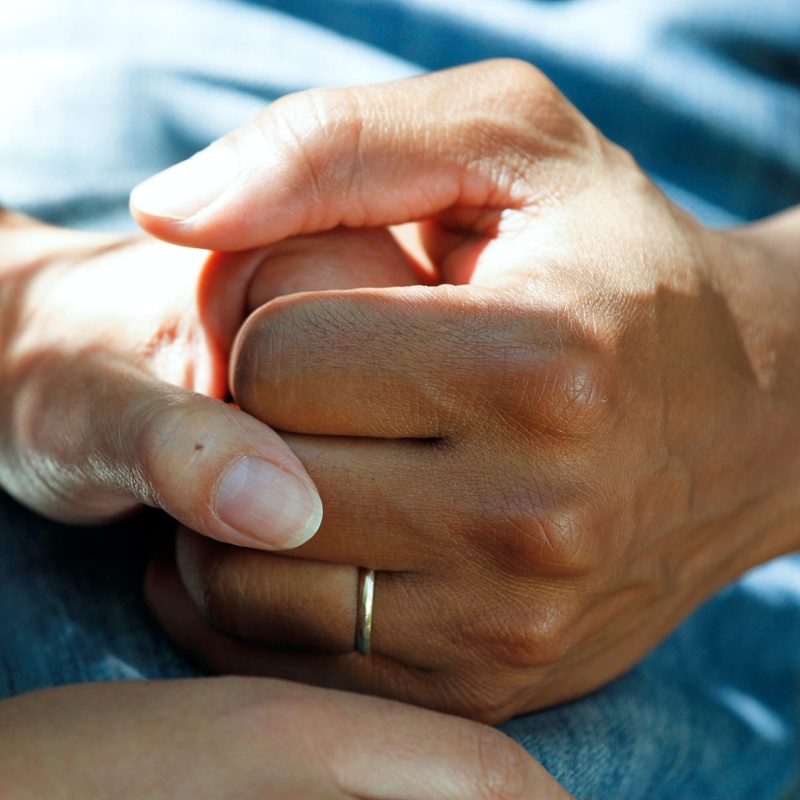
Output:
top-left (214, 456), bottom-right (323, 550)
top-left (135, 393), bottom-right (323, 553)
top-left (130, 143), bottom-right (239, 226)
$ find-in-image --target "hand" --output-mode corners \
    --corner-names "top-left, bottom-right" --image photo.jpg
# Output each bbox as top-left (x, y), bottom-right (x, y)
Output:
top-left (136, 60), bottom-right (800, 722)
top-left (0, 676), bottom-right (570, 799)
top-left (0, 211), bottom-right (415, 548)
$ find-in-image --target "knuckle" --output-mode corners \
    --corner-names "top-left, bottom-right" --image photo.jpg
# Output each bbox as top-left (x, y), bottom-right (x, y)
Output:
top-left (452, 60), bottom-right (599, 199)
top-left (493, 606), bottom-right (575, 669)
top-left (497, 356), bottom-right (614, 443)
top-left (525, 505), bottom-right (605, 576)
top-left (477, 485), bottom-right (603, 578)
top-left (489, 303), bottom-right (618, 444)
top-left (474, 695), bottom-right (520, 727)
top-left (440, 670), bottom-right (519, 724)
top-left (523, 604), bottom-right (578, 666)
top-left (543, 359), bottom-right (615, 438)
top-left (258, 87), bottom-right (362, 226)
top-left (493, 58), bottom-right (596, 153)
top-left (504, 59), bottom-right (562, 112)
top-left (459, 591), bottom-right (579, 671)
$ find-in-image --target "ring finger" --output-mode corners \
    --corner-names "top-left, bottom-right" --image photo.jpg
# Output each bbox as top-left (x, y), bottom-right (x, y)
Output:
top-left (174, 527), bottom-right (445, 667)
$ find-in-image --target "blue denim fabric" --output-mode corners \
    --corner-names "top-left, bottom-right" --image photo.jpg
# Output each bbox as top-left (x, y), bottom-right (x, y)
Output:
top-left (1, 1), bottom-right (799, 797)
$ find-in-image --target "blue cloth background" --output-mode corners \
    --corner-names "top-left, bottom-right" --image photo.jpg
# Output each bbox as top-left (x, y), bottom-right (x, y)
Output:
top-left (0, 1), bottom-right (798, 797)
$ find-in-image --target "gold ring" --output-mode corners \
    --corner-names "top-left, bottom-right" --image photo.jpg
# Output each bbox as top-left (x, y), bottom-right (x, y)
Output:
top-left (356, 567), bottom-right (375, 655)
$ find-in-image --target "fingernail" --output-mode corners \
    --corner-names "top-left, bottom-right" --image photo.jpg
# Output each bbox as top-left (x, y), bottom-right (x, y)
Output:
top-left (130, 142), bottom-right (238, 221)
top-left (215, 457), bottom-right (323, 548)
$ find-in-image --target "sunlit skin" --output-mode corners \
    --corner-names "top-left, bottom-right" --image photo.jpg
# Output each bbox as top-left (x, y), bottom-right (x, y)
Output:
top-left (134, 60), bottom-right (800, 723)
top-left (0, 208), bottom-right (569, 799)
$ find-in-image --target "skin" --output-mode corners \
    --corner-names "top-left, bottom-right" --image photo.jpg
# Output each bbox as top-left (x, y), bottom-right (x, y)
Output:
top-left (133, 60), bottom-right (800, 723)
top-left (0, 184), bottom-right (571, 796)
top-left (0, 212), bottom-right (419, 548)
top-left (0, 677), bottom-right (570, 799)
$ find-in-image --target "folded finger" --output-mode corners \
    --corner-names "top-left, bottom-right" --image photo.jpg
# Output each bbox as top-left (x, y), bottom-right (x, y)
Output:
top-left (131, 59), bottom-right (591, 251)
top-left (175, 529), bottom-right (445, 664)
top-left (230, 282), bottom-right (560, 439)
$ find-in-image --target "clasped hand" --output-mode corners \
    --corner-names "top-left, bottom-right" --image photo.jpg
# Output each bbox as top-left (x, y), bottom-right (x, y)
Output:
top-left (124, 60), bottom-right (800, 723)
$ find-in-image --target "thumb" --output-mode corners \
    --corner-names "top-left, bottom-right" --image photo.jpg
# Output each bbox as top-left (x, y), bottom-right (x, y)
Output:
top-left (122, 383), bottom-right (324, 550)
top-left (130, 59), bottom-right (585, 251)
top-left (3, 364), bottom-right (322, 550)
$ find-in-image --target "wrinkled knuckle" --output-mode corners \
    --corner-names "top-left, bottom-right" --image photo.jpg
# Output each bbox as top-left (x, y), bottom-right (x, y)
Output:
top-left (488, 58), bottom-right (554, 108)
top-left (490, 308), bottom-right (617, 444)
top-left (470, 702), bottom-right (516, 728)
top-left (459, 590), bottom-right (577, 671)
top-left (490, 605), bottom-right (574, 669)
top-left (499, 59), bottom-right (592, 150)
top-left (500, 358), bottom-right (614, 443)
top-left (259, 87), bottom-right (362, 214)
top-left (511, 59), bottom-right (562, 110)
top-left (460, 700), bottom-right (504, 727)
top-left (548, 359), bottom-right (615, 438)
top-left (471, 725), bottom-right (532, 799)
top-left (491, 501), bottom-right (593, 577)
top-left (470, 487), bottom-right (591, 579)
top-left (440, 673), bottom-right (517, 724)
top-left (529, 505), bottom-right (604, 575)
top-left (527, 605), bottom-right (578, 666)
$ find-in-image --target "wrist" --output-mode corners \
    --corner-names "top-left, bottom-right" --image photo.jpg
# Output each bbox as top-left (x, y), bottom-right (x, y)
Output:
top-left (699, 208), bottom-right (800, 573)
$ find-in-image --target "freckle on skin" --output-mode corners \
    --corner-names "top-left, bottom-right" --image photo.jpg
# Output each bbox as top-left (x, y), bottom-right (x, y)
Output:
top-left (194, 443), bottom-right (204, 451)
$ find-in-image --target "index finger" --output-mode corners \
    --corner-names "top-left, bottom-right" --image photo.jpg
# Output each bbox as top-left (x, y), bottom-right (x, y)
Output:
top-left (130, 59), bottom-right (592, 251)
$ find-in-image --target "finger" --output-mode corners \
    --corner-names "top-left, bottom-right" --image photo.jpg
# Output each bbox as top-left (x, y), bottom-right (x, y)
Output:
top-left (165, 425), bottom-right (590, 668)
top-left (145, 555), bottom-right (570, 799)
top-left (131, 59), bottom-right (591, 250)
top-left (172, 439), bottom-right (580, 659)
top-left (270, 430), bottom-right (572, 571)
top-left (244, 227), bottom-right (423, 308)
top-left (9, 675), bottom-right (572, 799)
top-left (146, 539), bottom-right (438, 702)
top-left (230, 282), bottom-right (568, 439)
top-left (174, 526), bottom-right (450, 662)
top-left (4, 357), bottom-right (321, 549)
top-left (195, 225), bottom-right (422, 370)
top-left (147, 540), bottom-right (561, 724)
top-left (175, 527), bottom-right (361, 654)
top-left (173, 528), bottom-right (553, 671)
